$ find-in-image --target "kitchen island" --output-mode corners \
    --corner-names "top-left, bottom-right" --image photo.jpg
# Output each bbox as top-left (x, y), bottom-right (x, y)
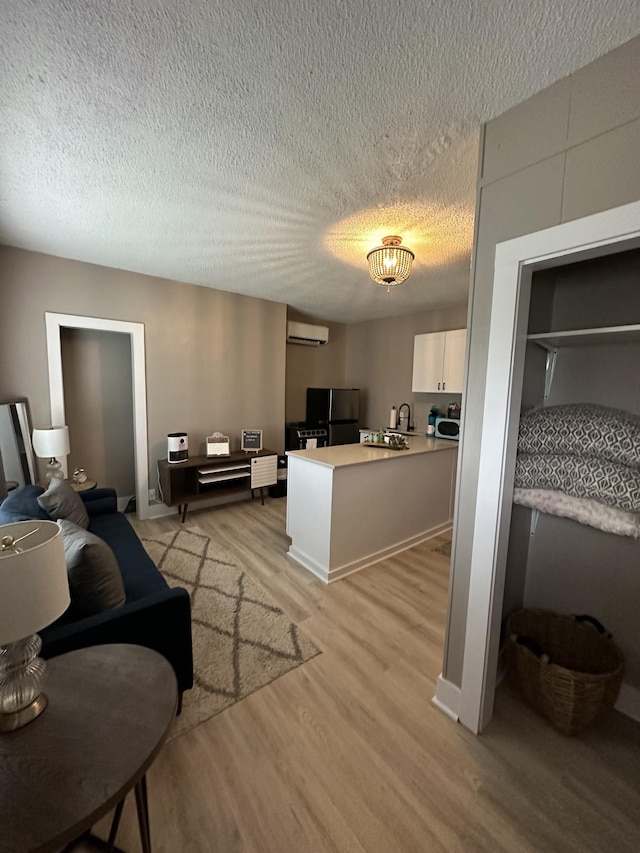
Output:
top-left (286, 436), bottom-right (457, 583)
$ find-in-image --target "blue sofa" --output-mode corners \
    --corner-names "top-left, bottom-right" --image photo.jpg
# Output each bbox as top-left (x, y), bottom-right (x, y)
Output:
top-left (0, 486), bottom-right (193, 698)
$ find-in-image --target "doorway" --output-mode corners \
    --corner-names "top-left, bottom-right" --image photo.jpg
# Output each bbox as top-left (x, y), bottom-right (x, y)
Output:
top-left (44, 313), bottom-right (150, 521)
top-left (457, 199), bottom-right (640, 733)
top-left (61, 327), bottom-right (135, 508)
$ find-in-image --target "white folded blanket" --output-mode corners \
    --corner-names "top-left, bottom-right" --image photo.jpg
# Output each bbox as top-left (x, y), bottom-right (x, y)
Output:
top-left (513, 487), bottom-right (640, 539)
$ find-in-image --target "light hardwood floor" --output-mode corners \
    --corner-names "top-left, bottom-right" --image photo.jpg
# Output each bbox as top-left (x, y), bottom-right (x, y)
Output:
top-left (88, 497), bottom-right (639, 852)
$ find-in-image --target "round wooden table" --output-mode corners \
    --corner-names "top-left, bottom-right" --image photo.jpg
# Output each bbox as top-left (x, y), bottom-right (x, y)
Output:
top-left (0, 644), bottom-right (177, 853)
top-left (69, 479), bottom-right (98, 492)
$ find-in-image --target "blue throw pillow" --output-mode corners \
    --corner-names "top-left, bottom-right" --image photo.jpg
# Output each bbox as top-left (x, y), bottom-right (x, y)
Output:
top-left (0, 484), bottom-right (49, 522)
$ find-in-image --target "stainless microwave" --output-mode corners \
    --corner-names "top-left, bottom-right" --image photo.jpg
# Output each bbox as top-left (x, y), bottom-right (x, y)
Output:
top-left (435, 416), bottom-right (461, 440)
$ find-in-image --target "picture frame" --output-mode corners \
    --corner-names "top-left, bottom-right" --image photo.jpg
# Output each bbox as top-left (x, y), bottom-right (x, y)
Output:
top-left (241, 429), bottom-right (263, 452)
top-left (206, 432), bottom-right (231, 457)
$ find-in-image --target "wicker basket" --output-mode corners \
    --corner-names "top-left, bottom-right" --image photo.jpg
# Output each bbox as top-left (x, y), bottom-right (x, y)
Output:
top-left (505, 609), bottom-right (624, 735)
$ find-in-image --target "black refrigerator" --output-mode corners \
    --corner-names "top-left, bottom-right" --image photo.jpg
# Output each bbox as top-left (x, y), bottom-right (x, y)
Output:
top-left (306, 387), bottom-right (360, 445)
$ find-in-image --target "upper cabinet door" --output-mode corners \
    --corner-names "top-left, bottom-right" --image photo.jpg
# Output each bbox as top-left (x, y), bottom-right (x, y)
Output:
top-left (412, 332), bottom-right (446, 392)
top-left (412, 329), bottom-right (467, 393)
top-left (442, 329), bottom-right (467, 393)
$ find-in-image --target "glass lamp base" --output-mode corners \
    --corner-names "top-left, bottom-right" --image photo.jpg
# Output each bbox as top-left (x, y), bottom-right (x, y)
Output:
top-left (45, 458), bottom-right (63, 480)
top-left (0, 693), bottom-right (48, 732)
top-left (0, 634), bottom-right (49, 732)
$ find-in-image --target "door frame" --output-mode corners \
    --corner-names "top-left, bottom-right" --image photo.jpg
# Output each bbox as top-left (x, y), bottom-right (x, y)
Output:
top-left (44, 313), bottom-right (150, 521)
top-left (458, 199), bottom-right (640, 733)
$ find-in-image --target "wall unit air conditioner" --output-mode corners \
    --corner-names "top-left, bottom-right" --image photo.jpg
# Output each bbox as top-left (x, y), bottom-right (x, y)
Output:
top-left (286, 321), bottom-right (329, 346)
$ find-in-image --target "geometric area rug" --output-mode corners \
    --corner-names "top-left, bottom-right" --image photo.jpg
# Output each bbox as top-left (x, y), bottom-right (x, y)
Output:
top-left (137, 526), bottom-right (321, 740)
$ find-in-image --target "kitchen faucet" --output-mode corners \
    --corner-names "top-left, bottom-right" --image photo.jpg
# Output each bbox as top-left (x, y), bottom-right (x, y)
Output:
top-left (398, 403), bottom-right (413, 431)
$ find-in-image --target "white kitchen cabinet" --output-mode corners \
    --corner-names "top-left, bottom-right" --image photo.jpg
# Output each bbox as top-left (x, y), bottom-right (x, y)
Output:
top-left (412, 329), bottom-right (467, 393)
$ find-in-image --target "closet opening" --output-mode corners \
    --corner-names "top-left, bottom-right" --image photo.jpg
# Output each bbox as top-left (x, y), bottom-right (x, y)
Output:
top-left (504, 248), bottom-right (640, 724)
top-left (457, 199), bottom-right (640, 734)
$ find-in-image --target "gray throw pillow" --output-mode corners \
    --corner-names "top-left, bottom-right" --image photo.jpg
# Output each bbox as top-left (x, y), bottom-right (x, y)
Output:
top-left (38, 477), bottom-right (89, 529)
top-left (58, 519), bottom-right (126, 617)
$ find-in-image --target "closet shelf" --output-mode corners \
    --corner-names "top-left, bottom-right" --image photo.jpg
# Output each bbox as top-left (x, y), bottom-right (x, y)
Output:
top-left (528, 323), bottom-right (640, 350)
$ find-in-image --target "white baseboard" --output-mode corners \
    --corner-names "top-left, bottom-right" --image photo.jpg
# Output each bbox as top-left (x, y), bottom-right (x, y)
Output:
top-left (146, 502), bottom-right (178, 520)
top-left (615, 682), bottom-right (640, 723)
top-left (288, 522), bottom-right (453, 585)
top-left (286, 547), bottom-right (329, 583)
top-left (432, 675), bottom-right (639, 727)
top-left (432, 674), bottom-right (461, 721)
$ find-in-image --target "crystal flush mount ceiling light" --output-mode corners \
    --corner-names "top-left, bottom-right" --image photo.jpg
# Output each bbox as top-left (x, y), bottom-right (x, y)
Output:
top-left (366, 235), bottom-right (415, 292)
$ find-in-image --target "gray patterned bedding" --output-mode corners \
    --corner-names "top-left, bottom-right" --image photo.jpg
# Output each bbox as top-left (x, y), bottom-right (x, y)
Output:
top-left (517, 403), bottom-right (640, 467)
top-left (515, 403), bottom-right (640, 536)
top-left (515, 452), bottom-right (640, 513)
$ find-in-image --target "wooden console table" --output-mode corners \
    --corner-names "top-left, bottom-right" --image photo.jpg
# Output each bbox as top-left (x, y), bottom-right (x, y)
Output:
top-left (0, 644), bottom-right (177, 853)
top-left (158, 450), bottom-right (277, 522)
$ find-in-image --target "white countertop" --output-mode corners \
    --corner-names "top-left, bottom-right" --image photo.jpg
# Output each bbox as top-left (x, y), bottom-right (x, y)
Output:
top-left (286, 435), bottom-right (457, 469)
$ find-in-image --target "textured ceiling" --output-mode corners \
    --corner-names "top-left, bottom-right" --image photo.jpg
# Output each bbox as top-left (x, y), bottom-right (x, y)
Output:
top-left (1, 2), bottom-right (639, 323)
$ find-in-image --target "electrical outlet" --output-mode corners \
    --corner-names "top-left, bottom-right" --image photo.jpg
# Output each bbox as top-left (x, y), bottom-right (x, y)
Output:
top-left (149, 488), bottom-right (156, 502)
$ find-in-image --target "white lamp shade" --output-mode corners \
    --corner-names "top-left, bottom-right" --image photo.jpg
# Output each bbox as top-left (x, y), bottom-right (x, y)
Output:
top-left (32, 426), bottom-right (70, 459)
top-left (0, 521), bottom-right (70, 644)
